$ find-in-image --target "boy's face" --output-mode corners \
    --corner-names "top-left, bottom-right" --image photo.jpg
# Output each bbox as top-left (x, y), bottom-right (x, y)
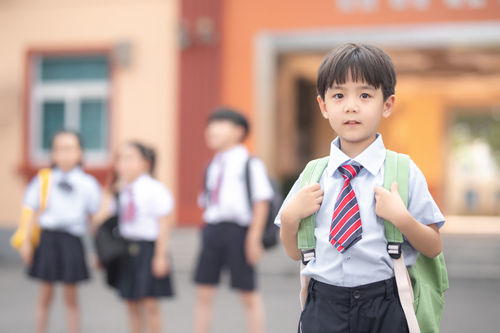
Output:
top-left (317, 77), bottom-right (394, 148)
top-left (205, 120), bottom-right (244, 151)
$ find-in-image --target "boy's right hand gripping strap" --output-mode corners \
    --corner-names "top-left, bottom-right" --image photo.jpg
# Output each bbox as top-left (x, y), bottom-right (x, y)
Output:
top-left (297, 157), bottom-right (329, 265)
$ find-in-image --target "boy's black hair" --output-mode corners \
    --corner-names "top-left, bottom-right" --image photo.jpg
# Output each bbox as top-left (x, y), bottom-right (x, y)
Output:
top-left (50, 129), bottom-right (84, 167)
top-left (317, 43), bottom-right (396, 101)
top-left (127, 141), bottom-right (156, 176)
top-left (208, 107), bottom-right (250, 140)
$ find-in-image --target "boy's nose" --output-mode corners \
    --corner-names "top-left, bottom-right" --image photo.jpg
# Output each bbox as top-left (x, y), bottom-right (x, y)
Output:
top-left (344, 99), bottom-right (359, 113)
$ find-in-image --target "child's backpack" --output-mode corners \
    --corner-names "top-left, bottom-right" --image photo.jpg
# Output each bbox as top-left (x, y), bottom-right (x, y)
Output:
top-left (203, 157), bottom-right (283, 250)
top-left (296, 150), bottom-right (449, 333)
top-left (244, 157), bottom-right (283, 249)
top-left (10, 168), bottom-right (52, 249)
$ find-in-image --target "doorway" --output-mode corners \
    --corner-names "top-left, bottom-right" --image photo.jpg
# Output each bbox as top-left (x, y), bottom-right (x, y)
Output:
top-left (271, 46), bottom-right (500, 214)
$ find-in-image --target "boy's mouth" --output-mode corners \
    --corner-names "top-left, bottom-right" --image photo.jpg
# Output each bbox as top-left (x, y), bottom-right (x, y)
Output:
top-left (344, 120), bottom-right (361, 125)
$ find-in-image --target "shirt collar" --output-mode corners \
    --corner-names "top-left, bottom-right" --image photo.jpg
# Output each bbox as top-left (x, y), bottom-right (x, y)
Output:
top-left (131, 173), bottom-right (150, 187)
top-left (53, 166), bottom-right (82, 179)
top-left (215, 144), bottom-right (248, 161)
top-left (326, 134), bottom-right (386, 176)
top-left (121, 173), bottom-right (149, 194)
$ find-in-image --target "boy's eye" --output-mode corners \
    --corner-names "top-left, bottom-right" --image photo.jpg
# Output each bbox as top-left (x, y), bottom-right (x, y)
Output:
top-left (360, 93), bottom-right (371, 99)
top-left (333, 93), bottom-right (343, 99)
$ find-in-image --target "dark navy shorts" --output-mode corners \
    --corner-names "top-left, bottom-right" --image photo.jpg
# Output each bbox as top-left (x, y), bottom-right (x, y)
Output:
top-left (300, 278), bottom-right (409, 333)
top-left (194, 222), bottom-right (255, 291)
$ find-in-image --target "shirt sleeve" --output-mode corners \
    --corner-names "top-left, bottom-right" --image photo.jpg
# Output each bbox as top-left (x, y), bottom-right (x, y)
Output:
top-left (23, 176), bottom-right (40, 210)
top-left (407, 159), bottom-right (445, 228)
top-left (152, 183), bottom-right (174, 217)
top-left (86, 176), bottom-right (102, 215)
top-left (249, 158), bottom-right (273, 202)
top-left (274, 172), bottom-right (303, 227)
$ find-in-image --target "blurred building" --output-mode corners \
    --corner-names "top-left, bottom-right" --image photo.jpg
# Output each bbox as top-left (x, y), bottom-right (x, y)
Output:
top-left (0, 0), bottom-right (178, 226)
top-left (178, 0), bottom-right (500, 224)
top-left (0, 0), bottom-right (499, 227)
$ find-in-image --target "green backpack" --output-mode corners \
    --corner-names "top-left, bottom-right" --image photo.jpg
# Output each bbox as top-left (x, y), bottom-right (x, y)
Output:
top-left (297, 150), bottom-right (449, 333)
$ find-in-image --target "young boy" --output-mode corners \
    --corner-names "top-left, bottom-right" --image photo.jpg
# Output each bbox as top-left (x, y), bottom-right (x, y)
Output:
top-left (275, 43), bottom-right (445, 333)
top-left (193, 108), bottom-right (273, 333)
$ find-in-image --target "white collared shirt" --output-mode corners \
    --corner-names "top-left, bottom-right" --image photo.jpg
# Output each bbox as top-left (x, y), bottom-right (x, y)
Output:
top-left (275, 134), bottom-right (445, 287)
top-left (23, 167), bottom-right (101, 236)
top-left (201, 144), bottom-right (273, 226)
top-left (117, 174), bottom-right (174, 241)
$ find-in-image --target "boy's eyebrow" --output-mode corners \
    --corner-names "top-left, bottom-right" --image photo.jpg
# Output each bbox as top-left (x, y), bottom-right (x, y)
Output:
top-left (330, 84), bottom-right (377, 90)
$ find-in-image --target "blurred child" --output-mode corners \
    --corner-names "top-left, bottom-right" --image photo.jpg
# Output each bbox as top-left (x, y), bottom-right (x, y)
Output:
top-left (193, 108), bottom-right (273, 333)
top-left (18, 130), bottom-right (101, 333)
top-left (114, 141), bottom-right (175, 333)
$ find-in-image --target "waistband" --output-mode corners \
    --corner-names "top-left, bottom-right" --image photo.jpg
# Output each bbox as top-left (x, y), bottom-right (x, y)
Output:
top-left (123, 239), bottom-right (155, 245)
top-left (205, 221), bottom-right (248, 229)
top-left (308, 277), bottom-right (399, 303)
top-left (41, 228), bottom-right (80, 237)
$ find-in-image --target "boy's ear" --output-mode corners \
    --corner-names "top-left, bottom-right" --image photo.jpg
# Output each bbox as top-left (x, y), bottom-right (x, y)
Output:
top-left (317, 95), bottom-right (329, 119)
top-left (382, 95), bottom-right (395, 119)
top-left (235, 125), bottom-right (246, 143)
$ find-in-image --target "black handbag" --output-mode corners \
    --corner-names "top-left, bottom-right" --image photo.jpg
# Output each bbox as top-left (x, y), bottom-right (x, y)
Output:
top-left (94, 214), bottom-right (128, 266)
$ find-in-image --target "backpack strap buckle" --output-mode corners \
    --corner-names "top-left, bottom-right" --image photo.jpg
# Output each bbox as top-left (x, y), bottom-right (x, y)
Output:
top-left (387, 242), bottom-right (402, 259)
top-left (301, 249), bottom-right (316, 265)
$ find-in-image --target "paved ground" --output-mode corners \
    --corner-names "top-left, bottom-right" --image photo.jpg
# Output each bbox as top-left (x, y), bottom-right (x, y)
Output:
top-left (1, 228), bottom-right (499, 332)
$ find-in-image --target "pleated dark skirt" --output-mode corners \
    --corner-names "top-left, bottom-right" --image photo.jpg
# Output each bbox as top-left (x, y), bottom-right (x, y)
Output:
top-left (28, 229), bottom-right (89, 283)
top-left (117, 240), bottom-right (174, 300)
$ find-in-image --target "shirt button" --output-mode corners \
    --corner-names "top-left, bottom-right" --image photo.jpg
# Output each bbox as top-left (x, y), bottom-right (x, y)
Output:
top-left (345, 256), bottom-right (351, 261)
top-left (353, 290), bottom-right (361, 299)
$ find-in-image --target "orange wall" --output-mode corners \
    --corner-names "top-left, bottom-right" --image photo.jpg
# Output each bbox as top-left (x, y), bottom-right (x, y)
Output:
top-left (217, 1), bottom-right (500, 210)
top-left (380, 73), bottom-right (500, 209)
top-left (219, 0), bottom-right (500, 141)
top-left (379, 80), bottom-right (447, 204)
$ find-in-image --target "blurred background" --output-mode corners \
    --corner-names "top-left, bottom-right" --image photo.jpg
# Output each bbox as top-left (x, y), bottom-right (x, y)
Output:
top-left (0, 0), bottom-right (499, 332)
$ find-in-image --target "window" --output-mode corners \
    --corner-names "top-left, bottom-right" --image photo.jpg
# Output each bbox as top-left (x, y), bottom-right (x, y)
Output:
top-left (30, 54), bottom-right (110, 165)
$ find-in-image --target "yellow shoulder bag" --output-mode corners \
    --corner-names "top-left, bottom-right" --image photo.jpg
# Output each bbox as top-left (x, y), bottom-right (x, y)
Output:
top-left (10, 168), bottom-right (52, 249)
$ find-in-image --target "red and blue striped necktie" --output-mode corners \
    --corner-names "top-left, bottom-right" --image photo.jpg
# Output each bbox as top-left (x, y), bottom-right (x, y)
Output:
top-left (210, 157), bottom-right (225, 205)
top-left (329, 164), bottom-right (363, 253)
top-left (121, 187), bottom-right (136, 223)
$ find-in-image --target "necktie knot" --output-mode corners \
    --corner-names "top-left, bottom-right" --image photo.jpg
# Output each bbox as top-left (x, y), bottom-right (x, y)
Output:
top-left (339, 164), bottom-right (362, 180)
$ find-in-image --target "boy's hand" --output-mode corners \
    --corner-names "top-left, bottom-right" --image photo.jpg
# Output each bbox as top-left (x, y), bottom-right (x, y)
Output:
top-left (152, 253), bottom-right (169, 278)
top-left (282, 183), bottom-right (324, 227)
top-left (374, 182), bottom-right (410, 228)
top-left (245, 233), bottom-right (263, 266)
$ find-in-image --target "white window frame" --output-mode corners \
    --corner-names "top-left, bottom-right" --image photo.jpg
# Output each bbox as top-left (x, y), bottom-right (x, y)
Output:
top-left (29, 56), bottom-right (110, 166)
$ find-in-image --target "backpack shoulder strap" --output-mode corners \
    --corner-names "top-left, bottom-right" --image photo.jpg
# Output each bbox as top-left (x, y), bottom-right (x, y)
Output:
top-left (37, 168), bottom-right (52, 211)
top-left (384, 151), bottom-right (420, 333)
top-left (244, 157), bottom-right (253, 209)
top-left (297, 156), bottom-right (329, 257)
top-left (383, 150), bottom-right (409, 245)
